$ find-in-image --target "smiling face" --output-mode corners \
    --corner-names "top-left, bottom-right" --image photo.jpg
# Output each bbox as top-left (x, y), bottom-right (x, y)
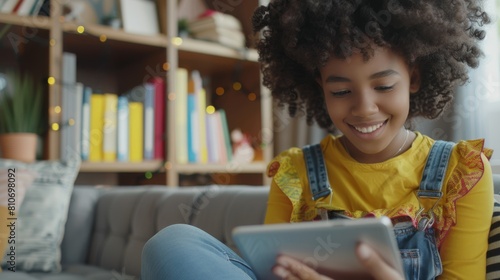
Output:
top-left (318, 47), bottom-right (420, 163)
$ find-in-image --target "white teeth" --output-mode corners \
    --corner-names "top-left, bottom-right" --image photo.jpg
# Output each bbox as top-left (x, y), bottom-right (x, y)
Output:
top-left (353, 122), bottom-right (384, 133)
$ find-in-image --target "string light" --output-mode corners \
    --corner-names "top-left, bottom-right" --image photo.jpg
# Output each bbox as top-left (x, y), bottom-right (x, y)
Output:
top-left (206, 105), bottom-right (215, 114)
top-left (77, 26), bottom-right (85, 34)
top-left (99, 35), bottom-right (107, 42)
top-left (54, 106), bottom-right (61, 114)
top-left (215, 87), bottom-right (225, 96)
top-left (232, 82), bottom-right (242, 91)
top-left (51, 123), bottom-right (59, 131)
top-left (172, 37), bottom-right (183, 46)
top-left (47, 77), bottom-right (55, 85)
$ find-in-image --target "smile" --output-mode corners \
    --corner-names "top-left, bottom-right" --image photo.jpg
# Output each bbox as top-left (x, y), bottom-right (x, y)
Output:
top-left (352, 121), bottom-right (386, 134)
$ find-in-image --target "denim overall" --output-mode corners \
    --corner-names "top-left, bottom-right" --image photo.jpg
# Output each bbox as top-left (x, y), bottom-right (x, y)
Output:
top-left (302, 140), bottom-right (454, 280)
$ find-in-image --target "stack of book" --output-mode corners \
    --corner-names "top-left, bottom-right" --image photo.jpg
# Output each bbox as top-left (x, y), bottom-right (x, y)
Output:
top-left (0, 0), bottom-right (48, 15)
top-left (175, 68), bottom-right (233, 164)
top-left (59, 52), bottom-right (167, 163)
top-left (188, 9), bottom-right (245, 49)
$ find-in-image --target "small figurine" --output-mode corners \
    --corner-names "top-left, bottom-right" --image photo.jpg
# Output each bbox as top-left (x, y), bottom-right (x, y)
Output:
top-left (231, 129), bottom-right (254, 164)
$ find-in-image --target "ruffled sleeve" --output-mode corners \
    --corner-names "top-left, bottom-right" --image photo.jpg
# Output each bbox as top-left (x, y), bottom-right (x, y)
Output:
top-left (433, 139), bottom-right (493, 246)
top-left (266, 149), bottom-right (317, 222)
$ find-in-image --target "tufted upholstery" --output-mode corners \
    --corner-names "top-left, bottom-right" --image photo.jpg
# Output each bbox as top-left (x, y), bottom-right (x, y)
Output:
top-left (0, 185), bottom-right (269, 279)
top-left (1, 174), bottom-right (499, 279)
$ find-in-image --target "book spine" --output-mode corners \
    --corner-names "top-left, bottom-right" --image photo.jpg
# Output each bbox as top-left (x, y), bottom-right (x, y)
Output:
top-left (175, 68), bottom-right (188, 164)
top-left (187, 93), bottom-right (198, 163)
top-left (219, 109), bottom-right (232, 162)
top-left (102, 93), bottom-right (118, 162)
top-left (143, 83), bottom-right (155, 160)
top-left (80, 86), bottom-right (92, 161)
top-left (191, 70), bottom-right (207, 163)
top-left (129, 101), bottom-right (143, 162)
top-left (60, 52), bottom-right (77, 161)
top-left (151, 77), bottom-right (165, 160)
top-left (117, 96), bottom-right (129, 162)
top-left (89, 94), bottom-right (105, 162)
top-left (72, 82), bottom-right (83, 161)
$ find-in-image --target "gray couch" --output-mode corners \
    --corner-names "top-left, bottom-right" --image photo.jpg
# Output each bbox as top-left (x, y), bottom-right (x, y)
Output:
top-left (2, 174), bottom-right (500, 280)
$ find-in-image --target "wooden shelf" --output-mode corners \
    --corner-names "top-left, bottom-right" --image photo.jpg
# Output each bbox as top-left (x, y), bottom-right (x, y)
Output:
top-left (178, 37), bottom-right (258, 62)
top-left (0, 14), bottom-right (51, 29)
top-left (174, 162), bottom-right (267, 174)
top-left (0, 0), bottom-right (273, 187)
top-left (80, 161), bottom-right (165, 172)
top-left (62, 22), bottom-right (168, 47)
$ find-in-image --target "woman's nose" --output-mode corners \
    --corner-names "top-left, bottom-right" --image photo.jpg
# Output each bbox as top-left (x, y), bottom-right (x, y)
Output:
top-left (351, 91), bottom-right (378, 117)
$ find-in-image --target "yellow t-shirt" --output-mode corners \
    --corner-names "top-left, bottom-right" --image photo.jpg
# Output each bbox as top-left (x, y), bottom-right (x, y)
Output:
top-left (264, 132), bottom-right (494, 279)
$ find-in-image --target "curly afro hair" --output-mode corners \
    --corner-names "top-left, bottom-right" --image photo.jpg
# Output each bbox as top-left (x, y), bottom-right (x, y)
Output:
top-left (252, 0), bottom-right (490, 131)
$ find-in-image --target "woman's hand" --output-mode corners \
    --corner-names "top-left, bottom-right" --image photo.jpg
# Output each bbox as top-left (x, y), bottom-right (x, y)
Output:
top-left (272, 243), bottom-right (403, 280)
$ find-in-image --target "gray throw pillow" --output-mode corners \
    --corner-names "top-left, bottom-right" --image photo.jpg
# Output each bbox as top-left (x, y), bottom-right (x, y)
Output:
top-left (0, 158), bottom-right (80, 272)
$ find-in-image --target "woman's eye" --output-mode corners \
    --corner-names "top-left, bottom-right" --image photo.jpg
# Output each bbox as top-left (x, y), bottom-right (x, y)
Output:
top-left (375, 85), bottom-right (394, 92)
top-left (331, 90), bottom-right (350, 96)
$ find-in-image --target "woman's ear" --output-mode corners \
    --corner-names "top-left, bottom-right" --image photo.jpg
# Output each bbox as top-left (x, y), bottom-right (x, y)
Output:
top-left (409, 65), bottom-right (421, 94)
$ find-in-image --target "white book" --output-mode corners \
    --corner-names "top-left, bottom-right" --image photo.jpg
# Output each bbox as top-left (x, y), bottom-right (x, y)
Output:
top-left (188, 12), bottom-right (242, 33)
top-left (16, 0), bottom-right (36, 15)
top-left (206, 112), bottom-right (220, 163)
top-left (72, 82), bottom-right (83, 161)
top-left (60, 52), bottom-right (77, 161)
top-left (1, 0), bottom-right (18, 13)
top-left (117, 96), bottom-right (129, 162)
top-left (80, 86), bottom-right (92, 161)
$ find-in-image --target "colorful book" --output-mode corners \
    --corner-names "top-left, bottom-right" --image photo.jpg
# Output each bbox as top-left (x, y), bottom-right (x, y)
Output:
top-left (116, 96), bottom-right (129, 162)
top-left (191, 70), bottom-right (208, 163)
top-left (175, 68), bottom-right (188, 164)
top-left (89, 93), bottom-right (105, 162)
top-left (128, 101), bottom-right (143, 162)
top-left (102, 93), bottom-right (118, 162)
top-left (149, 76), bottom-right (166, 160)
top-left (143, 83), bottom-right (155, 160)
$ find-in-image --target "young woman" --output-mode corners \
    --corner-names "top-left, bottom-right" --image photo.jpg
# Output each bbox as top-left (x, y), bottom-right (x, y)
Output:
top-left (141, 1), bottom-right (494, 279)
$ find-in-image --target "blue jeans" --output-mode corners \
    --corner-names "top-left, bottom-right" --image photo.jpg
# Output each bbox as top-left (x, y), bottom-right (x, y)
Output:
top-left (141, 224), bottom-right (257, 280)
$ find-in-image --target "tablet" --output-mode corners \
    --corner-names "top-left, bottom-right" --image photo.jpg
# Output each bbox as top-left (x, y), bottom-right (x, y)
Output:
top-left (232, 216), bottom-right (403, 280)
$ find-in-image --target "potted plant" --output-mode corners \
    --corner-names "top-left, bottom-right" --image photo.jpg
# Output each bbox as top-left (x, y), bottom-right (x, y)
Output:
top-left (0, 70), bottom-right (44, 163)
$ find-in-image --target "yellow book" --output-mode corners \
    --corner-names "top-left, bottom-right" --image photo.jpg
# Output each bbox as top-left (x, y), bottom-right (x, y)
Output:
top-left (103, 93), bottom-right (118, 162)
top-left (89, 94), bottom-right (105, 161)
top-left (129, 102), bottom-right (144, 162)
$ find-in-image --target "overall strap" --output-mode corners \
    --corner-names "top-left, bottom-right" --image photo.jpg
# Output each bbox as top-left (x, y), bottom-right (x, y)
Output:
top-left (302, 144), bottom-right (332, 201)
top-left (416, 140), bottom-right (455, 230)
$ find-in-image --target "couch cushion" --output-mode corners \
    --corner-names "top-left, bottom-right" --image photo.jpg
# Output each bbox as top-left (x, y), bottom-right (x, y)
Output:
top-left (61, 186), bottom-right (103, 266)
top-left (0, 159), bottom-right (80, 273)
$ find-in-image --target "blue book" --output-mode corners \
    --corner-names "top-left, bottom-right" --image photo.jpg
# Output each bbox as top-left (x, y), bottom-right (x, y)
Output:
top-left (117, 96), bottom-right (129, 162)
top-left (187, 93), bottom-right (199, 163)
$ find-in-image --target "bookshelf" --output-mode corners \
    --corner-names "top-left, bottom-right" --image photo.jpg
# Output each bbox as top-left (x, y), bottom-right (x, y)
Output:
top-left (0, 0), bottom-right (273, 187)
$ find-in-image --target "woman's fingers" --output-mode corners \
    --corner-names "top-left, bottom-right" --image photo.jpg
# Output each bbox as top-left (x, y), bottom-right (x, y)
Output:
top-left (356, 243), bottom-right (403, 280)
top-left (273, 255), bottom-right (332, 280)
